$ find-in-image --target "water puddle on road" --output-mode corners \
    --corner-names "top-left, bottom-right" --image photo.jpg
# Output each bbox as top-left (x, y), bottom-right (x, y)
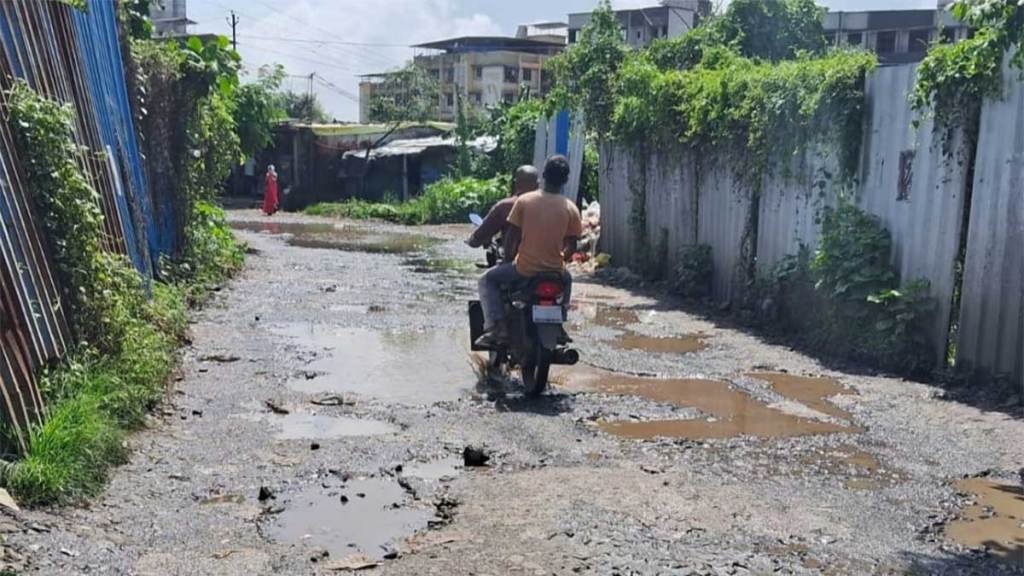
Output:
top-left (231, 221), bottom-right (438, 254)
top-left (615, 332), bottom-right (707, 355)
top-left (274, 414), bottom-right (397, 440)
top-left (402, 456), bottom-right (463, 482)
top-left (749, 373), bottom-right (855, 421)
top-left (266, 478), bottom-right (432, 560)
top-left (575, 305), bottom-right (708, 355)
top-left (945, 478), bottom-right (1024, 564)
top-left (800, 444), bottom-right (904, 491)
top-left (561, 368), bottom-right (859, 440)
top-left (276, 324), bottom-right (474, 405)
top-left (403, 255), bottom-right (475, 276)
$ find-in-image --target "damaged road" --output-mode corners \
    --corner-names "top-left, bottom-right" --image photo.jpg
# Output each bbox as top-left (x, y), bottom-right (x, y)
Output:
top-left (4, 210), bottom-right (1022, 575)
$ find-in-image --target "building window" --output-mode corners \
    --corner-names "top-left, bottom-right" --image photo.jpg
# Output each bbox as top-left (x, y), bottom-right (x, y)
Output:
top-left (523, 68), bottom-right (533, 82)
top-left (445, 93), bottom-right (454, 108)
top-left (847, 32), bottom-right (863, 47)
top-left (876, 30), bottom-right (897, 54)
top-left (661, 26), bottom-right (668, 38)
top-left (474, 66), bottom-right (483, 80)
top-left (471, 92), bottom-right (482, 104)
top-left (636, 29), bottom-right (642, 42)
top-left (941, 27), bottom-right (957, 44)
top-left (568, 29), bottom-right (578, 44)
top-left (504, 66), bottom-right (519, 84)
top-left (908, 29), bottom-right (931, 52)
top-left (445, 68), bottom-right (455, 83)
top-left (429, 68), bottom-right (440, 80)
top-left (502, 92), bottom-right (515, 104)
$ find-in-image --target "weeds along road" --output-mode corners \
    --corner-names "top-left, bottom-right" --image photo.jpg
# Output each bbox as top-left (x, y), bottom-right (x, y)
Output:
top-left (8, 209), bottom-right (1023, 575)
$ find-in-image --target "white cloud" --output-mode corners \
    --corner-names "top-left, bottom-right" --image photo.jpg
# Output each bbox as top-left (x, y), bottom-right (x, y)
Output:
top-left (229, 0), bottom-right (501, 121)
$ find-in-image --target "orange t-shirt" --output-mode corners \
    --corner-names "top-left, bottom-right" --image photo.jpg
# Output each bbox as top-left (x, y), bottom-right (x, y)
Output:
top-left (507, 191), bottom-right (583, 277)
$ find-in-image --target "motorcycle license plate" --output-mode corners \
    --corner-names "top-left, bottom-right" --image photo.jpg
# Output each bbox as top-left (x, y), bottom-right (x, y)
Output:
top-left (532, 305), bottom-right (563, 324)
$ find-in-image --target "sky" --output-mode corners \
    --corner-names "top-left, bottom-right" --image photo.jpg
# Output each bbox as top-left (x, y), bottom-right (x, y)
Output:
top-left (187, 0), bottom-right (936, 122)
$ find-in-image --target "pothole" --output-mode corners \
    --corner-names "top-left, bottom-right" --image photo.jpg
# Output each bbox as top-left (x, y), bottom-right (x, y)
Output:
top-left (264, 478), bottom-right (432, 560)
top-left (274, 324), bottom-right (475, 405)
top-left (944, 477), bottom-right (1024, 564)
top-left (575, 304), bottom-right (708, 355)
top-left (559, 368), bottom-right (860, 440)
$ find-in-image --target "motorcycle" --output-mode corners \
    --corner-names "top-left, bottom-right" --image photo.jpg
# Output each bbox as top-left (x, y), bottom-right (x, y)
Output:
top-left (467, 214), bottom-right (580, 396)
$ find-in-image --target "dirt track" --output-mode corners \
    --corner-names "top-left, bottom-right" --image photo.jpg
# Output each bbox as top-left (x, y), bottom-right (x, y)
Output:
top-left (5, 210), bottom-right (1022, 575)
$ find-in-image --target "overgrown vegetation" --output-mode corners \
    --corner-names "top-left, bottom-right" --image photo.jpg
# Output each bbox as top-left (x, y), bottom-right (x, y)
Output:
top-left (1, 84), bottom-right (194, 505)
top-left (760, 204), bottom-right (937, 375)
top-left (1, 30), bottom-right (245, 505)
top-left (306, 176), bottom-right (510, 226)
top-left (913, 0), bottom-right (1023, 132)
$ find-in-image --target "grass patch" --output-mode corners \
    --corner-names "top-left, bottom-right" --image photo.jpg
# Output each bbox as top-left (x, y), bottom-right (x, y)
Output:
top-left (2, 283), bottom-right (188, 506)
top-left (306, 176), bottom-right (509, 226)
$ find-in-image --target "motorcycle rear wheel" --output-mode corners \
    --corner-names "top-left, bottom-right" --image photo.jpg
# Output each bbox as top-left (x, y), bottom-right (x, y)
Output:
top-left (521, 344), bottom-right (553, 397)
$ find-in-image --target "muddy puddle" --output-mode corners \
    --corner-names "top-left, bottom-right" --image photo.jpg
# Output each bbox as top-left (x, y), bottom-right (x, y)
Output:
top-left (266, 478), bottom-right (432, 560)
top-left (749, 372), bottom-right (855, 421)
top-left (276, 324), bottom-right (474, 404)
top-left (562, 369), bottom-right (859, 440)
top-left (945, 478), bottom-right (1024, 563)
top-left (800, 444), bottom-right (904, 491)
top-left (576, 304), bottom-right (708, 355)
top-left (231, 220), bottom-right (437, 254)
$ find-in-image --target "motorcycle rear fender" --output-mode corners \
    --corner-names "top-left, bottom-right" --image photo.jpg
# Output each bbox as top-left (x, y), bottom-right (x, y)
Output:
top-left (535, 324), bottom-right (562, 350)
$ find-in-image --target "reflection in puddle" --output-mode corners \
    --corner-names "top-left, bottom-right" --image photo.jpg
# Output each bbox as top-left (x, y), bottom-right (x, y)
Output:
top-left (274, 414), bottom-right (397, 440)
top-left (403, 457), bottom-right (463, 482)
top-left (945, 478), bottom-right (1024, 564)
top-left (562, 369), bottom-right (860, 440)
top-left (231, 221), bottom-right (438, 254)
top-left (266, 478), bottom-right (432, 560)
top-left (276, 324), bottom-right (474, 405)
top-left (749, 373), bottom-right (855, 421)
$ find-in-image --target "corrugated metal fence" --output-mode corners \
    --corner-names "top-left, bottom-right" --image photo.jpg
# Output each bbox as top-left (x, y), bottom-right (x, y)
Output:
top-left (0, 0), bottom-right (156, 451)
top-left (600, 59), bottom-right (1023, 386)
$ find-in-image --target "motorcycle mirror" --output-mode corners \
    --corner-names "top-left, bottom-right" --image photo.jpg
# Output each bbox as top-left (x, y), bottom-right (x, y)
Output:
top-left (469, 214), bottom-right (484, 226)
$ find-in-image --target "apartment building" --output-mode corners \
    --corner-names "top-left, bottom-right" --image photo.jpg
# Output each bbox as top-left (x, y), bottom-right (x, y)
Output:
top-left (360, 34), bottom-right (565, 123)
top-left (824, 6), bottom-right (970, 64)
top-left (568, 0), bottom-right (711, 48)
top-left (150, 0), bottom-right (195, 38)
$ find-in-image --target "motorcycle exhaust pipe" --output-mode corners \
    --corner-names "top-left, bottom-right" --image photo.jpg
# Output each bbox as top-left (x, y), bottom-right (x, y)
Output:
top-left (552, 348), bottom-right (579, 366)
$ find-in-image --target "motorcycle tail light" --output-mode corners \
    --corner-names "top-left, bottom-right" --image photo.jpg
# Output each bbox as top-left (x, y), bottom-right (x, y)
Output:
top-left (534, 281), bottom-right (564, 299)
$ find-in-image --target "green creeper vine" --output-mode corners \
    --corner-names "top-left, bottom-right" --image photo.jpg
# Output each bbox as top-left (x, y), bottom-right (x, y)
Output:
top-left (6, 81), bottom-right (147, 355)
top-left (913, 0), bottom-right (1024, 132)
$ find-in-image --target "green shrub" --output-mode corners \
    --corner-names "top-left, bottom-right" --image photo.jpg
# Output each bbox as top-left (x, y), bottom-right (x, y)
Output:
top-left (674, 245), bottom-right (713, 299)
top-left (763, 204), bottom-right (937, 375)
top-left (306, 176), bottom-right (510, 226)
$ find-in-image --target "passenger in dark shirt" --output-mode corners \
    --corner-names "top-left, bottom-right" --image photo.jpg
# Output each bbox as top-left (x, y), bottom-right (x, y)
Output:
top-left (466, 165), bottom-right (539, 261)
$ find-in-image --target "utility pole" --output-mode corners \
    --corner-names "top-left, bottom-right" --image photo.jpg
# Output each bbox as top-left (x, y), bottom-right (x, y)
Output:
top-left (227, 11), bottom-right (239, 51)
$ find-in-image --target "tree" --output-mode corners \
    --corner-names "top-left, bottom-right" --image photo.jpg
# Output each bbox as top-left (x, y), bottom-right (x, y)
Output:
top-left (368, 63), bottom-right (440, 124)
top-left (233, 64), bottom-right (286, 157)
top-left (280, 91), bottom-right (330, 123)
top-left (715, 0), bottom-right (826, 61)
top-left (549, 0), bottom-right (628, 138)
